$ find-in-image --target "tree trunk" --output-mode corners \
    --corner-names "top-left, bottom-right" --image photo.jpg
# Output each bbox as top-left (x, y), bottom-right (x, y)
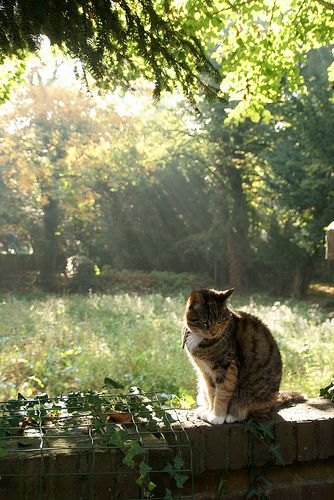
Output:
top-left (300, 255), bottom-right (315, 298)
top-left (224, 163), bottom-right (250, 293)
top-left (40, 197), bottom-right (60, 289)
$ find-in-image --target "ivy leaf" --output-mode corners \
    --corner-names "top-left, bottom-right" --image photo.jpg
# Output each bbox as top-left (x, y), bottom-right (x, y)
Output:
top-left (257, 473), bottom-right (272, 490)
top-left (109, 429), bottom-right (128, 448)
top-left (162, 463), bottom-right (173, 474)
top-left (139, 460), bottom-right (152, 477)
top-left (246, 486), bottom-right (262, 499)
top-left (103, 377), bottom-right (124, 389)
top-left (163, 457), bottom-right (188, 489)
top-left (136, 476), bottom-right (143, 487)
top-left (175, 473), bottom-right (188, 488)
top-left (243, 419), bottom-right (261, 438)
top-left (123, 440), bottom-right (145, 469)
top-left (136, 462), bottom-right (153, 488)
top-left (257, 420), bottom-right (275, 439)
top-left (320, 381), bottom-right (334, 400)
top-left (164, 488), bottom-right (173, 500)
top-left (217, 477), bottom-right (231, 496)
top-left (268, 443), bottom-right (285, 465)
top-left (36, 393), bottom-right (49, 402)
top-left (147, 481), bottom-right (156, 492)
top-left (174, 456), bottom-right (184, 470)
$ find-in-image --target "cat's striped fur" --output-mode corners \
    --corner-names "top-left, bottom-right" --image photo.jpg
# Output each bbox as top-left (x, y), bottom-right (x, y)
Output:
top-left (182, 288), bottom-right (283, 424)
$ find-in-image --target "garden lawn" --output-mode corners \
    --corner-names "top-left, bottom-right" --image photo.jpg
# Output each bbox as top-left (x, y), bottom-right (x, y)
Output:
top-left (0, 292), bottom-right (333, 400)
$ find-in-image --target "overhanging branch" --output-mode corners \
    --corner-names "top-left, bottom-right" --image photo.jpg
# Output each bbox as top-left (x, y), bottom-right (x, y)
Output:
top-left (315, 0), bottom-right (334, 11)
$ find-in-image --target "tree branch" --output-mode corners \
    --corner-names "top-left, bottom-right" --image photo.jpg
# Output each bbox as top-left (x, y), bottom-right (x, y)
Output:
top-left (315, 0), bottom-right (334, 11)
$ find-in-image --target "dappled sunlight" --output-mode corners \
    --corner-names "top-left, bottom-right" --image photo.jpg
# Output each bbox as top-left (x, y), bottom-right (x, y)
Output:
top-left (310, 283), bottom-right (334, 295)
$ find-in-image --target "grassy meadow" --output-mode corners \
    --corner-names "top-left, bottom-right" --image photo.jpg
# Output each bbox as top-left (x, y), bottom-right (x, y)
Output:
top-left (0, 290), bottom-right (333, 401)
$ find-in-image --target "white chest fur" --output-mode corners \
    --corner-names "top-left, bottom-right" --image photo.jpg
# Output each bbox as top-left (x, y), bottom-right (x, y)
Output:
top-left (185, 332), bottom-right (203, 353)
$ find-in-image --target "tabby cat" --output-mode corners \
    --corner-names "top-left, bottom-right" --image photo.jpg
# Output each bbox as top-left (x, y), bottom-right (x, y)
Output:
top-left (182, 288), bottom-right (283, 424)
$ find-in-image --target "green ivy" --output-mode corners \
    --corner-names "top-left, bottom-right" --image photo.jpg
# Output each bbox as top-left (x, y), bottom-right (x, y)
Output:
top-left (320, 381), bottom-right (334, 401)
top-left (217, 475), bottom-right (231, 498)
top-left (243, 418), bottom-right (284, 466)
top-left (0, 379), bottom-right (190, 499)
top-left (243, 418), bottom-right (285, 500)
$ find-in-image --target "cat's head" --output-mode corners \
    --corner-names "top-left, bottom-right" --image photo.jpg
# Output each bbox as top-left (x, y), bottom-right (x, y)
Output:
top-left (185, 288), bottom-right (235, 339)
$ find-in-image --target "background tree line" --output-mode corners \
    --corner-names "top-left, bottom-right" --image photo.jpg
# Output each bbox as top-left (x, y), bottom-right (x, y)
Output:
top-left (0, 47), bottom-right (333, 298)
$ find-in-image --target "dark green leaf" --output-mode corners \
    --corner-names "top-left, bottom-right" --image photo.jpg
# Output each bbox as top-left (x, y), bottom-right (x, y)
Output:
top-left (164, 488), bottom-right (173, 500)
top-left (139, 461), bottom-right (152, 477)
top-left (109, 429), bottom-right (128, 448)
top-left (103, 377), bottom-right (124, 389)
top-left (175, 473), bottom-right (188, 488)
top-left (123, 440), bottom-right (145, 468)
top-left (217, 477), bottom-right (231, 496)
top-left (257, 420), bottom-right (275, 439)
top-left (268, 443), bottom-right (285, 465)
top-left (174, 456), bottom-right (184, 470)
top-left (136, 475), bottom-right (144, 487)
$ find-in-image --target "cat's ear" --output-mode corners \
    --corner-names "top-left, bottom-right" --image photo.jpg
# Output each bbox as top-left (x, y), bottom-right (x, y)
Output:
top-left (189, 290), bottom-right (204, 305)
top-left (219, 288), bottom-right (235, 302)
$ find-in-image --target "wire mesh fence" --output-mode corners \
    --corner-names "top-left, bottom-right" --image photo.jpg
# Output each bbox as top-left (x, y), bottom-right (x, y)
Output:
top-left (0, 389), bottom-right (194, 499)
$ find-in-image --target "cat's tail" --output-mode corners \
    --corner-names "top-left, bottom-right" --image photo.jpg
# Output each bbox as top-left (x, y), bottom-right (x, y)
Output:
top-left (275, 391), bottom-right (306, 408)
top-left (249, 392), bottom-right (306, 420)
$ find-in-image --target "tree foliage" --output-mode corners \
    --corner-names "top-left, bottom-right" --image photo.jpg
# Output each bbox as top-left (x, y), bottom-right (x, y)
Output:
top-left (0, 65), bottom-right (109, 285)
top-left (0, 0), bottom-right (220, 102)
top-left (1, 1), bottom-right (334, 117)
top-left (0, 48), bottom-right (333, 295)
top-left (259, 48), bottom-right (334, 295)
top-left (199, 0), bottom-right (334, 120)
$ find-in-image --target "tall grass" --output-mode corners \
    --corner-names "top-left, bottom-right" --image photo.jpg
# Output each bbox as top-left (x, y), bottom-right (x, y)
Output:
top-left (0, 292), bottom-right (333, 400)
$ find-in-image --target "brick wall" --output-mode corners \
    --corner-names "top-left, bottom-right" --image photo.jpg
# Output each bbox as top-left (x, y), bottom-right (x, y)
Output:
top-left (0, 398), bottom-right (333, 499)
top-left (176, 397), bottom-right (334, 499)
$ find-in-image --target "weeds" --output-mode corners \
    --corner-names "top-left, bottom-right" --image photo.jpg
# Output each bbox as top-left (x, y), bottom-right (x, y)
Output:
top-left (0, 291), bottom-right (333, 399)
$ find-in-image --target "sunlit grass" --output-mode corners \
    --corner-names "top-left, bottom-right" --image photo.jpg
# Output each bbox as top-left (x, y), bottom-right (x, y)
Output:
top-left (0, 292), bottom-right (333, 400)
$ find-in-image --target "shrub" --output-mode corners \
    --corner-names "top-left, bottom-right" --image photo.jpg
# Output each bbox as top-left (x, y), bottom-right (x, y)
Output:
top-left (66, 255), bottom-right (97, 292)
top-left (99, 268), bottom-right (211, 295)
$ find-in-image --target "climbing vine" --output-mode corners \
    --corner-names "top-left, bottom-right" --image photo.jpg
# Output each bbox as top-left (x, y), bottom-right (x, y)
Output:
top-left (243, 418), bottom-right (284, 499)
top-left (320, 381), bottom-right (334, 402)
top-left (0, 379), bottom-right (190, 498)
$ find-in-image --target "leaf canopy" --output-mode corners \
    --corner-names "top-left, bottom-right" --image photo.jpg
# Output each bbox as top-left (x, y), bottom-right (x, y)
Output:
top-left (0, 0), bottom-right (220, 101)
top-left (1, 1), bottom-right (334, 116)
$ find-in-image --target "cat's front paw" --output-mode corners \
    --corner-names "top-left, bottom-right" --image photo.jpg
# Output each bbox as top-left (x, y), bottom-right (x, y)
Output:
top-left (201, 411), bottom-right (226, 425)
top-left (225, 414), bottom-right (239, 423)
top-left (194, 406), bottom-right (208, 419)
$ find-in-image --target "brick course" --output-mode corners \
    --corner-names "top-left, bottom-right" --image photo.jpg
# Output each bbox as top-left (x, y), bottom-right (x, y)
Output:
top-left (179, 397), bottom-right (334, 499)
top-left (178, 397), bottom-right (334, 473)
